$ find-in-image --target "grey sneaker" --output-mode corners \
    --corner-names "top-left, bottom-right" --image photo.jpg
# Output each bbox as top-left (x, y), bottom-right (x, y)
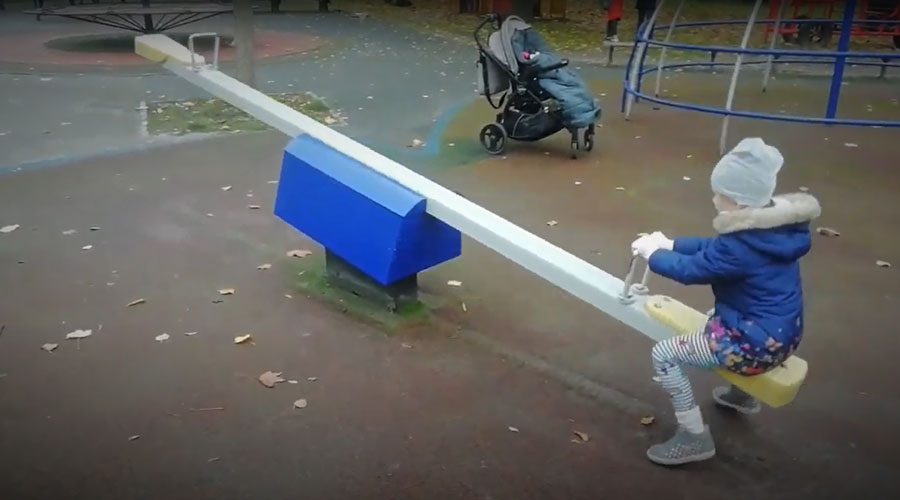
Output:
top-left (713, 386), bottom-right (761, 415)
top-left (647, 426), bottom-right (716, 466)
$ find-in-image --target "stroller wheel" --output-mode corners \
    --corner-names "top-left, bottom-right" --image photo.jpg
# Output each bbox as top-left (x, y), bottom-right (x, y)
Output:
top-left (479, 123), bottom-right (506, 155)
top-left (583, 126), bottom-right (595, 152)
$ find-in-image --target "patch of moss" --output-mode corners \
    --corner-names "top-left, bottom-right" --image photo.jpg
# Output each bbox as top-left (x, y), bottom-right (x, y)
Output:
top-left (146, 93), bottom-right (339, 136)
top-left (284, 257), bottom-right (433, 332)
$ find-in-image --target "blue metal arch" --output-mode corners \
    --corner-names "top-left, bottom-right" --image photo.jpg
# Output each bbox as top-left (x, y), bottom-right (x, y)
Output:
top-left (621, 0), bottom-right (900, 140)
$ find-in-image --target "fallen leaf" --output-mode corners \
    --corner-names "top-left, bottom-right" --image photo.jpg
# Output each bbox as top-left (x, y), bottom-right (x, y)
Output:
top-left (65, 329), bottom-right (92, 340)
top-left (409, 138), bottom-right (425, 148)
top-left (686, 153), bottom-right (693, 158)
top-left (207, 457), bottom-right (221, 463)
top-left (284, 294), bottom-right (293, 299)
top-left (799, 186), bottom-right (810, 192)
top-left (62, 229), bottom-right (77, 235)
top-left (128, 435), bottom-right (141, 441)
top-left (288, 379), bottom-right (299, 384)
top-left (155, 333), bottom-right (170, 342)
top-left (127, 298), bottom-right (146, 307)
top-left (0, 224), bottom-right (20, 234)
top-left (508, 426), bottom-right (520, 433)
top-left (844, 142), bottom-right (859, 148)
top-left (546, 220), bottom-right (558, 227)
top-left (267, 180), bottom-right (279, 184)
top-left (287, 249), bottom-right (313, 258)
top-left (81, 245), bottom-right (93, 251)
top-left (324, 116), bottom-right (338, 125)
top-left (258, 370), bottom-right (285, 388)
top-left (461, 302), bottom-right (467, 312)
top-left (876, 260), bottom-right (892, 268)
top-left (307, 376), bottom-right (318, 382)
top-left (234, 334), bottom-right (252, 344)
top-left (615, 187), bottom-right (626, 191)
top-left (816, 227), bottom-right (841, 237)
top-left (640, 416), bottom-right (655, 426)
top-left (683, 176), bottom-right (691, 181)
top-left (41, 343), bottom-right (59, 352)
top-left (183, 331), bottom-right (198, 336)
top-left (293, 398), bottom-right (308, 409)
top-left (447, 280), bottom-right (462, 287)
top-left (257, 263), bottom-right (272, 270)
top-left (221, 185), bottom-right (232, 191)
top-left (401, 343), bottom-right (413, 349)
top-left (572, 430), bottom-right (590, 443)
top-left (218, 288), bottom-right (235, 296)
top-left (207, 213), bottom-right (214, 217)
top-left (90, 226), bottom-right (100, 231)
top-left (247, 205), bottom-right (261, 210)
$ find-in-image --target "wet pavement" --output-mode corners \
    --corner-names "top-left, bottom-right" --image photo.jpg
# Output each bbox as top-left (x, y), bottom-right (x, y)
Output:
top-left (2, 4), bottom-right (900, 499)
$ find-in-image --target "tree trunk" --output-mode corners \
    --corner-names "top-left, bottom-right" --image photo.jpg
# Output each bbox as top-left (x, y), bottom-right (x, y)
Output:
top-left (234, 0), bottom-right (257, 88)
top-left (511, 0), bottom-right (535, 21)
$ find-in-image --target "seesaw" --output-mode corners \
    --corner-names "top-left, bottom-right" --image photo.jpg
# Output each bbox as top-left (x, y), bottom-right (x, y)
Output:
top-left (135, 34), bottom-right (807, 408)
top-left (621, 258), bottom-right (807, 408)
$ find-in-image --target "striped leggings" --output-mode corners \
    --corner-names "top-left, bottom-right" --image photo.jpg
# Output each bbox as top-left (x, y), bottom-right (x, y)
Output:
top-left (651, 332), bottom-right (721, 412)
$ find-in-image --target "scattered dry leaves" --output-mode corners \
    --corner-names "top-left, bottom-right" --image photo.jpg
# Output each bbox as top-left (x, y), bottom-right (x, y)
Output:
top-left (572, 430), bottom-right (590, 443)
top-left (218, 288), bottom-right (235, 296)
top-left (41, 343), bottom-right (59, 352)
top-left (234, 334), bottom-right (253, 344)
top-left (876, 260), bottom-right (892, 268)
top-left (155, 333), bottom-right (170, 342)
top-left (286, 249), bottom-right (313, 258)
top-left (257, 263), bottom-right (272, 270)
top-left (258, 371), bottom-right (286, 388)
top-left (127, 298), bottom-right (146, 307)
top-left (65, 329), bottom-right (92, 340)
top-left (447, 280), bottom-right (462, 287)
top-left (640, 416), bottom-right (656, 426)
top-left (0, 224), bottom-right (20, 234)
top-left (293, 398), bottom-right (308, 409)
top-left (816, 227), bottom-right (841, 237)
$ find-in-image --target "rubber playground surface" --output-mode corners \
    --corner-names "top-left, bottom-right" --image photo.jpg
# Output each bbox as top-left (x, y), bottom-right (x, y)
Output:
top-left (2, 7), bottom-right (900, 499)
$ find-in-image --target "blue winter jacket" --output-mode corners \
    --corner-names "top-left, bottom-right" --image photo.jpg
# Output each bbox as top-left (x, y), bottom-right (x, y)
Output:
top-left (648, 193), bottom-right (821, 351)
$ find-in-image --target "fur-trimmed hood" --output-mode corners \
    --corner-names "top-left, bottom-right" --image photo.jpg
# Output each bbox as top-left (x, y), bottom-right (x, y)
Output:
top-left (713, 193), bottom-right (821, 234)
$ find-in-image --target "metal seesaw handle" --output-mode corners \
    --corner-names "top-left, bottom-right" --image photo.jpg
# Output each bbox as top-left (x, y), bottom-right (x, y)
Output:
top-left (188, 32), bottom-right (220, 72)
top-left (619, 255), bottom-right (652, 305)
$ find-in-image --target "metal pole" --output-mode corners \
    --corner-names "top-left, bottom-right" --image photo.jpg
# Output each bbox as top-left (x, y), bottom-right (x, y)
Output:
top-left (625, 0), bottom-right (666, 118)
top-left (719, 0), bottom-right (763, 155)
top-left (762, 0), bottom-right (787, 92)
top-left (654, 0), bottom-right (685, 97)
top-left (141, 0), bottom-right (153, 33)
top-left (825, 0), bottom-right (857, 119)
top-left (234, 0), bottom-right (257, 88)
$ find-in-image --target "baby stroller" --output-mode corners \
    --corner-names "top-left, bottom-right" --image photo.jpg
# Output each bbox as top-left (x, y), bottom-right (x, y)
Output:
top-left (474, 14), bottom-right (602, 158)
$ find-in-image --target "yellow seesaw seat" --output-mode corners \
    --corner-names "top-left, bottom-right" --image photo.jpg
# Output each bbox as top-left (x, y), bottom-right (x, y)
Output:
top-left (644, 295), bottom-right (807, 408)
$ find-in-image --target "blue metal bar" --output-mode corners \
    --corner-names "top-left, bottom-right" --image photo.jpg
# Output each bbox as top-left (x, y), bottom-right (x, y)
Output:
top-left (826, 0), bottom-right (857, 119)
top-left (638, 58), bottom-right (900, 77)
top-left (623, 88), bottom-right (900, 128)
top-left (646, 17), bottom-right (900, 31)
top-left (621, 41), bottom-right (640, 113)
top-left (633, 38), bottom-right (900, 60)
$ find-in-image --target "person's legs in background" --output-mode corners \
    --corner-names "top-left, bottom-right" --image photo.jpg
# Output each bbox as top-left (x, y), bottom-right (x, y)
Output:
top-left (605, 0), bottom-right (624, 41)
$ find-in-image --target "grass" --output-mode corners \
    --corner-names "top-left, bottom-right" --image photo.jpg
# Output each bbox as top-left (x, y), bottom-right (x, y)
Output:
top-left (331, 0), bottom-right (897, 57)
top-left (286, 257), bottom-right (436, 333)
top-left (146, 93), bottom-right (339, 136)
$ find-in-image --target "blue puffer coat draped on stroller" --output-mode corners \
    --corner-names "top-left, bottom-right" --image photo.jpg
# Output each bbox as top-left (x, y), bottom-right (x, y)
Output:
top-left (475, 14), bottom-right (602, 158)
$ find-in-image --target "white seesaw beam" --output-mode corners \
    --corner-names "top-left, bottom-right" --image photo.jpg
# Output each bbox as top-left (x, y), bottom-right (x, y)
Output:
top-left (135, 34), bottom-right (675, 343)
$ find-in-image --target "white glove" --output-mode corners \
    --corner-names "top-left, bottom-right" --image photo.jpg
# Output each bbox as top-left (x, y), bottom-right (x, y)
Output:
top-left (631, 234), bottom-right (661, 260)
top-left (650, 231), bottom-right (674, 251)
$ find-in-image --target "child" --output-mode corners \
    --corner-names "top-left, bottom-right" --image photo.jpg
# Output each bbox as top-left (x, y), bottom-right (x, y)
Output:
top-left (631, 138), bottom-right (821, 466)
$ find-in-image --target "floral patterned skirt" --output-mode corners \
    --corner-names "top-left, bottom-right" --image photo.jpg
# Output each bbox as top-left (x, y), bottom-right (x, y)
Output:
top-left (704, 316), bottom-right (801, 376)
